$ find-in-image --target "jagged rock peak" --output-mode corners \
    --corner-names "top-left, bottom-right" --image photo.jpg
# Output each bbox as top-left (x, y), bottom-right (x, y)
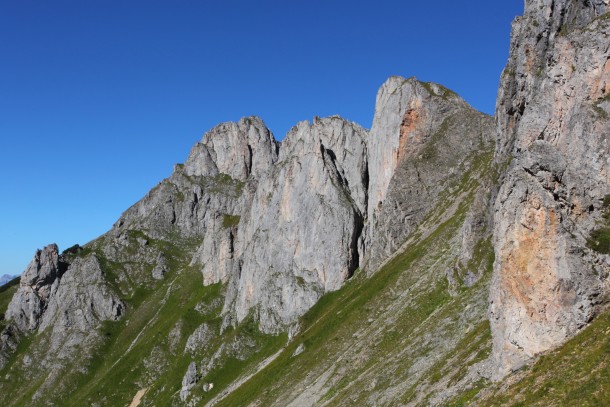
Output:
top-left (184, 116), bottom-right (279, 181)
top-left (20, 244), bottom-right (61, 289)
top-left (5, 244), bottom-right (64, 332)
top-left (280, 115), bottom-right (369, 214)
top-left (5, 244), bottom-right (123, 337)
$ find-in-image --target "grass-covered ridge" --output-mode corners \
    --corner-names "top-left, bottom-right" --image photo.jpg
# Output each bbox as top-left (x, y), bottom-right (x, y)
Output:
top-left (0, 229), bottom-right (288, 407)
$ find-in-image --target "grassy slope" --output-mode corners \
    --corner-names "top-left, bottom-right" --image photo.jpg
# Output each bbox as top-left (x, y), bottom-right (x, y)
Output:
top-left (476, 307), bottom-right (610, 407)
top-left (0, 235), bottom-right (286, 407)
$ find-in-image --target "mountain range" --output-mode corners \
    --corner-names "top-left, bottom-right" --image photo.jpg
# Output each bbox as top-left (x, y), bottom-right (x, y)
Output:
top-left (0, 0), bottom-right (609, 406)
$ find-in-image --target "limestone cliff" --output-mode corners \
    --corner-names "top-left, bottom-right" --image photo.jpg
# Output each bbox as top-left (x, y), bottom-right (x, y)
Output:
top-left (490, 0), bottom-right (610, 379)
top-left (363, 77), bottom-right (494, 273)
top-left (224, 116), bottom-right (368, 333)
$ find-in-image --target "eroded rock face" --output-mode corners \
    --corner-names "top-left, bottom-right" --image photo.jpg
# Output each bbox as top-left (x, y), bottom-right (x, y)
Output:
top-left (37, 255), bottom-right (124, 358)
top-left (223, 116), bottom-right (369, 333)
top-left (1, 245), bottom-right (124, 372)
top-left (112, 117), bottom-right (277, 240)
top-left (180, 361), bottom-right (199, 401)
top-left (363, 77), bottom-right (494, 272)
top-left (490, 0), bottom-right (610, 379)
top-left (38, 255), bottom-right (123, 332)
top-left (183, 116), bottom-right (279, 181)
top-left (6, 244), bottom-right (65, 332)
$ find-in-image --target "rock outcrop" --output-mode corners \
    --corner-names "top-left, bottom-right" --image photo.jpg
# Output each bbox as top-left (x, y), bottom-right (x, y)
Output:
top-left (112, 116), bottom-right (278, 241)
top-left (1, 244), bottom-right (123, 373)
top-left (180, 361), bottom-right (199, 401)
top-left (363, 77), bottom-right (494, 272)
top-left (490, 0), bottom-right (610, 379)
top-left (223, 116), bottom-right (369, 333)
top-left (5, 244), bottom-right (65, 332)
top-left (183, 116), bottom-right (279, 181)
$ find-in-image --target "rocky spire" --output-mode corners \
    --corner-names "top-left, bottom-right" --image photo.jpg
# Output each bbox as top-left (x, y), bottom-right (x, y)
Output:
top-left (5, 244), bottom-right (63, 332)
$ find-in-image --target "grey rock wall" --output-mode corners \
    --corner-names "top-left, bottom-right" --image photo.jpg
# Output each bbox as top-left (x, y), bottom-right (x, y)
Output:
top-left (490, 0), bottom-right (610, 379)
top-left (363, 77), bottom-right (494, 272)
top-left (223, 116), bottom-right (369, 333)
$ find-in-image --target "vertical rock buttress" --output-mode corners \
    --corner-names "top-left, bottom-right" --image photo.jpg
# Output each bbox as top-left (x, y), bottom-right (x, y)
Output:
top-left (490, 0), bottom-right (610, 379)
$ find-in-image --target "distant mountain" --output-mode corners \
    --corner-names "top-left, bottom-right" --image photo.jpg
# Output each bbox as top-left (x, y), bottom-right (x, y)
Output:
top-left (0, 275), bottom-right (17, 287)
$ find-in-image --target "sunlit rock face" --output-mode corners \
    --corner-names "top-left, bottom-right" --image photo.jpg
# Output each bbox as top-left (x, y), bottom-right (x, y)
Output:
top-left (363, 76), bottom-right (494, 273)
top-left (490, 0), bottom-right (610, 379)
top-left (223, 116), bottom-right (369, 333)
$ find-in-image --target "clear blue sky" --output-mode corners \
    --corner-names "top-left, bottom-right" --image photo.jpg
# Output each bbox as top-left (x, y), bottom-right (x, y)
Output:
top-left (0, 1), bottom-right (523, 276)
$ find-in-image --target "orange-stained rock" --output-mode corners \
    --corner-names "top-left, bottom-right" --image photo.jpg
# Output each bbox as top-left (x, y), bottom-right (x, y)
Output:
top-left (490, 0), bottom-right (610, 379)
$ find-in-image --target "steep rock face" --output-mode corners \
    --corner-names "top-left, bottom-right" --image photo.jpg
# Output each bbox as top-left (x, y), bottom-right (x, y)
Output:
top-left (183, 116), bottom-right (279, 181)
top-left (36, 254), bottom-right (124, 351)
top-left (490, 0), bottom-right (610, 379)
top-left (81, 114), bottom-right (368, 335)
top-left (364, 77), bottom-right (494, 272)
top-left (223, 116), bottom-right (369, 333)
top-left (5, 244), bottom-right (64, 332)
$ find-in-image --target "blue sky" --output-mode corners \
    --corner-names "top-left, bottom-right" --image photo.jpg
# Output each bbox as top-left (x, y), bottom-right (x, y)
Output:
top-left (0, 1), bottom-right (523, 276)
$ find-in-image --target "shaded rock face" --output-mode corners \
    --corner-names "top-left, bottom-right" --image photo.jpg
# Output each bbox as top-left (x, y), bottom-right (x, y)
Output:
top-left (363, 77), bottom-right (494, 272)
top-left (152, 253), bottom-right (168, 280)
top-left (37, 255), bottom-right (124, 358)
top-left (180, 361), bottom-right (199, 401)
top-left (224, 116), bottom-right (369, 333)
top-left (38, 255), bottom-right (123, 332)
top-left (490, 0), bottom-right (610, 379)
